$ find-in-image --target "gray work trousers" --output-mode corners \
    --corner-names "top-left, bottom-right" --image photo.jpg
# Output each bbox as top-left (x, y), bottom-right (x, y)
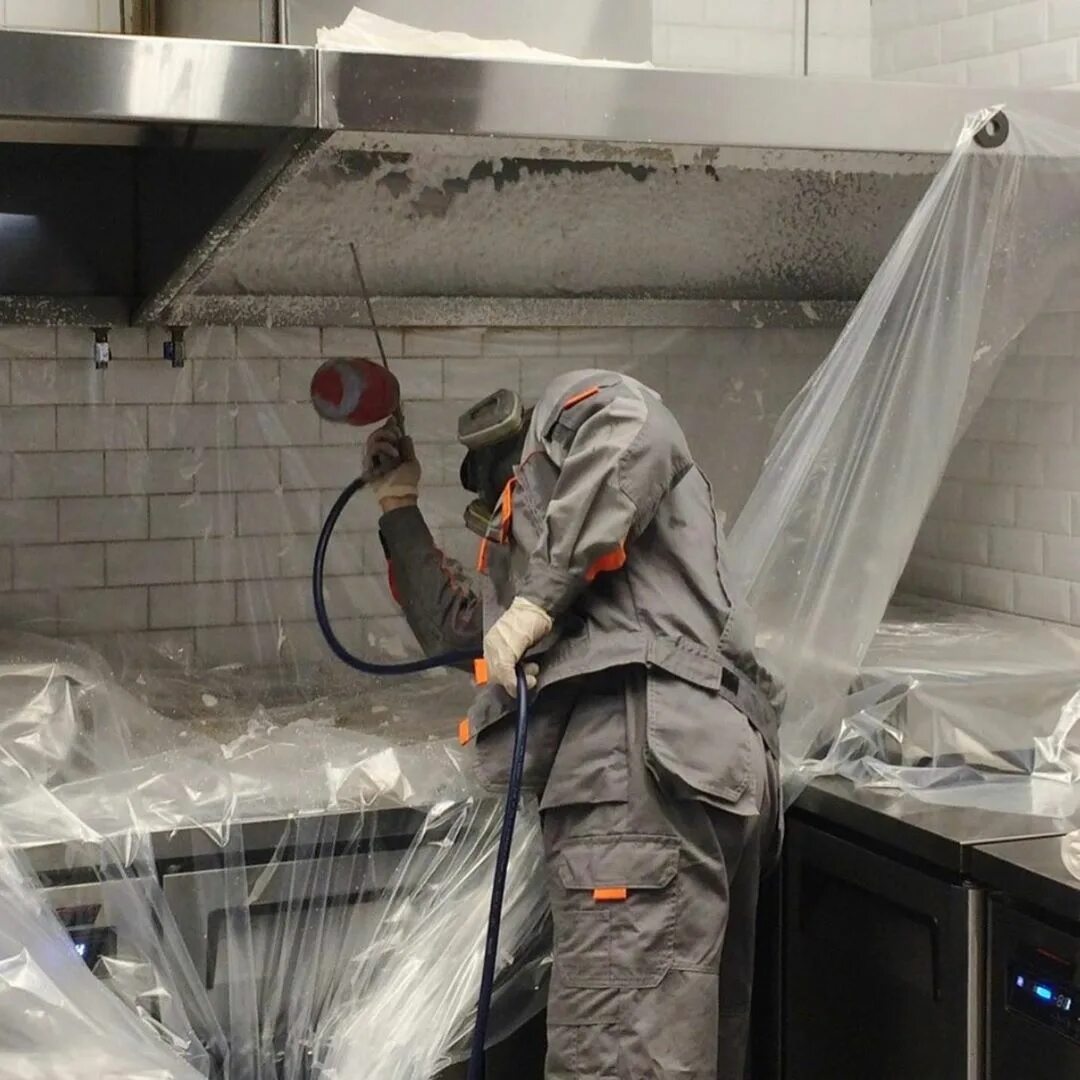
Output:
top-left (540, 669), bottom-right (780, 1079)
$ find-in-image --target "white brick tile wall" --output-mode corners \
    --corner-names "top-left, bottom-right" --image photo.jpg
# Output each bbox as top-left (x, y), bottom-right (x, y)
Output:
top-left (1016, 399), bottom-right (1073, 444)
top-left (322, 328), bottom-right (404, 359)
top-left (0, 407), bottom-right (55, 452)
top-left (1050, 0), bottom-right (1080, 36)
top-left (875, 0), bottom-right (1080, 88)
top-left (149, 404), bottom-right (235, 450)
top-left (945, 440), bottom-right (991, 481)
top-left (58, 327), bottom-right (150, 360)
top-left (59, 587), bottom-right (147, 633)
top-left (1017, 487), bottom-right (1071, 533)
top-left (57, 405), bottom-right (146, 451)
top-left (997, 1), bottom-right (1050, 49)
top-left (150, 494), bottom-right (234, 540)
top-left (940, 521), bottom-right (990, 563)
top-left (13, 453), bottom-right (103, 498)
top-left (942, 14), bottom-right (995, 61)
top-left (990, 443), bottom-right (1043, 485)
top-left (237, 327), bottom-right (320, 358)
top-left (1, 591), bottom-right (58, 631)
top-left (196, 536), bottom-right (281, 583)
top-left (60, 496), bottom-right (147, 542)
top-left (184, 327), bottom-right (236, 359)
top-left (1014, 572), bottom-right (1071, 620)
top-left (893, 23), bottom-right (944, 68)
top-left (963, 482), bottom-right (1016, 525)
top-left (1, 499), bottom-right (57, 544)
top-left (13, 359), bottom-right (192, 406)
top-left (1045, 534), bottom-right (1080, 580)
top-left (1020, 37), bottom-right (1079, 83)
top-left (989, 526), bottom-right (1044, 573)
top-left (195, 358), bottom-right (279, 403)
top-left (967, 50), bottom-right (1022, 83)
top-left (1, 322), bottom-right (841, 662)
top-left (150, 584), bottom-right (235, 630)
top-left (105, 450), bottom-right (196, 496)
top-left (655, 0), bottom-right (705, 24)
top-left (16, 544), bottom-right (104, 590)
top-left (915, 320), bottom-right (1080, 624)
top-left (106, 540), bottom-right (193, 586)
top-left (5, 0), bottom-right (99, 31)
top-left (963, 564), bottom-right (1015, 609)
top-left (192, 448), bottom-right (279, 493)
top-left (238, 490), bottom-right (322, 535)
top-left (0, 328), bottom-right (56, 358)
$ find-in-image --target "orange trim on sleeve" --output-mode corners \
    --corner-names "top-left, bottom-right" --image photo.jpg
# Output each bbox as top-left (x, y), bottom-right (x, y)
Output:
top-left (473, 658), bottom-right (489, 686)
top-left (562, 385), bottom-right (600, 410)
top-left (498, 476), bottom-right (518, 543)
top-left (584, 542), bottom-right (628, 584)
top-left (476, 537), bottom-right (490, 572)
top-left (458, 718), bottom-right (471, 745)
top-left (593, 887), bottom-right (628, 902)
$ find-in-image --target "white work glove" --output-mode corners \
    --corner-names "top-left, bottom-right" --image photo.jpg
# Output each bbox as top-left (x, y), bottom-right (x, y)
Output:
top-left (483, 596), bottom-right (553, 696)
top-left (365, 419), bottom-right (421, 504)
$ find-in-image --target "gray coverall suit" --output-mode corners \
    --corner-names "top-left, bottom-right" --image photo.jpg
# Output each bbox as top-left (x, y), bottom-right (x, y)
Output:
top-left (378, 369), bottom-right (782, 1079)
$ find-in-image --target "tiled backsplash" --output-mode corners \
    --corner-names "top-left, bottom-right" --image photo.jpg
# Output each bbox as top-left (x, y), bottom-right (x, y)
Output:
top-left (0, 324), bottom-right (833, 664)
top-left (903, 311), bottom-right (1080, 623)
top-left (875, 0), bottom-right (1080, 87)
top-left (653, 0), bottom-right (872, 78)
top-left (0, 0), bottom-right (120, 32)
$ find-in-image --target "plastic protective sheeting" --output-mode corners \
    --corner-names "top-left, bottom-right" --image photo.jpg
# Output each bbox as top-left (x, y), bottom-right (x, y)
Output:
top-left (8, 98), bottom-right (1080, 1070)
top-left (800, 597), bottom-right (1080, 818)
top-left (730, 108), bottom-right (1080, 825)
top-left (0, 635), bottom-right (548, 1078)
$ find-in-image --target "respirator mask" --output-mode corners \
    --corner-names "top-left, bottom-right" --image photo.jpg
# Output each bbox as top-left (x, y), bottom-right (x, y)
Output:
top-left (457, 389), bottom-right (530, 536)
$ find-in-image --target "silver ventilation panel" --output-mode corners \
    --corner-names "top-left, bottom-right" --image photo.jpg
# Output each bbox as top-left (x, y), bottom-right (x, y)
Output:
top-left (0, 32), bottom-right (1075, 326)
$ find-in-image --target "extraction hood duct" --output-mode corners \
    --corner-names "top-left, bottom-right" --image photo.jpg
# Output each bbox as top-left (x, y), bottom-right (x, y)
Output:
top-left (2, 30), bottom-right (1080, 327)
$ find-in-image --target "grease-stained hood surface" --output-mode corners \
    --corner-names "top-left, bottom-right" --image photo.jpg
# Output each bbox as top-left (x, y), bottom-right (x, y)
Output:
top-left (3, 31), bottom-right (1080, 326)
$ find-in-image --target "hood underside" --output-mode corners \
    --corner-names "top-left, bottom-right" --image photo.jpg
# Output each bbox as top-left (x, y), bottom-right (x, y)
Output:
top-left (0, 32), bottom-right (1063, 326)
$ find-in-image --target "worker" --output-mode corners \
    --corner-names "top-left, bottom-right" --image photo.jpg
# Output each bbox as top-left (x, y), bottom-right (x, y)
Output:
top-left (366, 369), bottom-right (782, 1079)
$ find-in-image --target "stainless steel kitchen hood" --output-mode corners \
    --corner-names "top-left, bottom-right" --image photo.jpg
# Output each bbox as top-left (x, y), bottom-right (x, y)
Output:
top-left (2, 29), bottom-right (1080, 327)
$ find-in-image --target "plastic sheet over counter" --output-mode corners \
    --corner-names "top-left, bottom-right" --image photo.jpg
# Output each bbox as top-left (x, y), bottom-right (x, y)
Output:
top-left (0, 634), bottom-right (548, 1078)
top-left (800, 597), bottom-right (1080, 818)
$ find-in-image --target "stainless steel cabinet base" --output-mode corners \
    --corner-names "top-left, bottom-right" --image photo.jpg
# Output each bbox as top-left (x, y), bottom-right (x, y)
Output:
top-left (782, 818), bottom-right (983, 1080)
top-left (987, 900), bottom-right (1080, 1078)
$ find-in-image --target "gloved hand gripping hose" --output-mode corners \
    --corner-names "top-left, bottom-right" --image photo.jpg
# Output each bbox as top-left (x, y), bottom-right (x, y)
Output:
top-left (313, 474), bottom-right (528, 1080)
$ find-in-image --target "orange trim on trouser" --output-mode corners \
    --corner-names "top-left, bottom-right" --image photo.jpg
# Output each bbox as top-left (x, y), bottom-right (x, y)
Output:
top-left (458, 718), bottom-right (471, 745)
top-left (593, 887), bottom-right (628, 902)
top-left (584, 542), bottom-right (628, 583)
top-left (473, 658), bottom-right (489, 686)
top-left (562, 385), bottom-right (600, 410)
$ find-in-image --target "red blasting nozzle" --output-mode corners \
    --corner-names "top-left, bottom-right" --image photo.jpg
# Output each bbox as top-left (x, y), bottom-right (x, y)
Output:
top-left (310, 358), bottom-right (400, 426)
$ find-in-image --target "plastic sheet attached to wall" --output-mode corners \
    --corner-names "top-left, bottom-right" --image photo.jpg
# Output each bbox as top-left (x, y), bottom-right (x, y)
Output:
top-left (730, 107), bottom-right (1080, 849)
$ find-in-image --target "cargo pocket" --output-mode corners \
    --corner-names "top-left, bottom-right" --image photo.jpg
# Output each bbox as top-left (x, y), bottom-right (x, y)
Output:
top-left (645, 669), bottom-right (758, 813)
top-left (549, 835), bottom-right (679, 989)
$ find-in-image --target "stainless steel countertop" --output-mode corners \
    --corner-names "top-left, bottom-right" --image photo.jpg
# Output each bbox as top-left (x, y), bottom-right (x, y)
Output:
top-left (793, 776), bottom-right (1067, 875)
top-left (972, 837), bottom-right (1080, 925)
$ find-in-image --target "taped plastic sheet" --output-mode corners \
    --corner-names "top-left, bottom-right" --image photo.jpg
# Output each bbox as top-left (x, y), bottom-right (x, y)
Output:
top-left (0, 636), bottom-right (548, 1078)
top-left (729, 109), bottom-right (1080, 854)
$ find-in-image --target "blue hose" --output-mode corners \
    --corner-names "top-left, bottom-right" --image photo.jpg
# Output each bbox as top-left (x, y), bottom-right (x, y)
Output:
top-left (313, 475), bottom-right (529, 1080)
